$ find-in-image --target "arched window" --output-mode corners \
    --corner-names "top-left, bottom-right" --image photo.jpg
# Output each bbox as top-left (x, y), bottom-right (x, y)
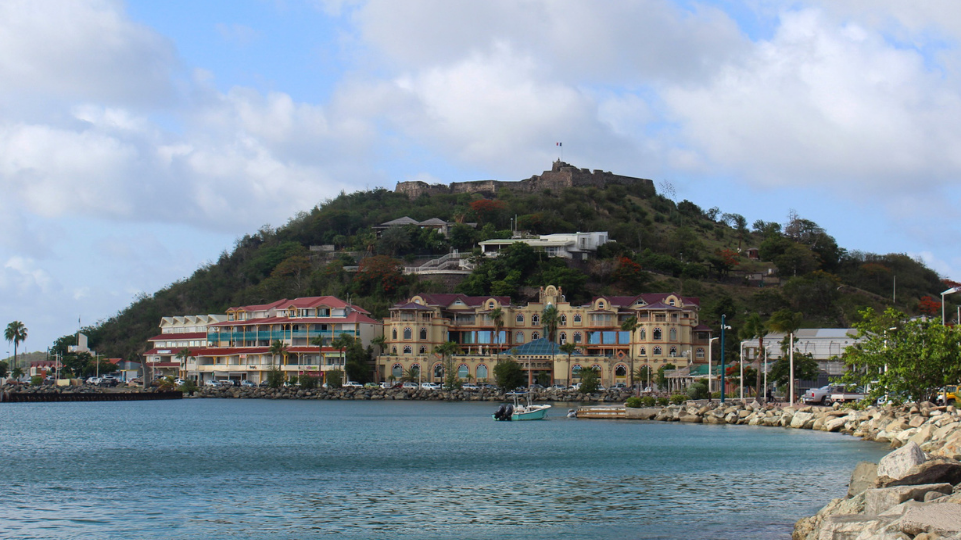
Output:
top-left (559, 332), bottom-right (567, 345)
top-left (696, 348), bottom-right (705, 359)
top-left (573, 314), bottom-right (581, 323)
top-left (598, 301), bottom-right (606, 309)
top-left (572, 364), bottom-right (582, 377)
top-left (419, 346), bottom-right (427, 354)
top-left (670, 346), bottom-right (678, 357)
top-left (615, 365), bottom-right (627, 376)
top-left (532, 314), bottom-right (540, 326)
top-left (573, 332), bottom-right (582, 343)
top-left (488, 301), bottom-right (495, 310)
top-left (391, 346), bottom-right (397, 354)
top-left (433, 364), bottom-right (444, 378)
top-left (516, 314), bottom-right (524, 324)
top-left (532, 332), bottom-right (540, 340)
top-left (411, 362), bottom-right (420, 376)
top-left (669, 299), bottom-right (676, 306)
top-left (516, 332), bottom-right (525, 344)
top-left (639, 347), bottom-right (647, 356)
top-left (669, 328), bottom-right (677, 341)
top-left (392, 329), bottom-right (397, 340)
top-left (653, 328), bottom-right (662, 340)
top-left (391, 364), bottom-right (403, 379)
top-left (403, 345), bottom-right (412, 354)
top-left (419, 328), bottom-right (427, 340)
top-left (476, 364), bottom-right (488, 380)
top-left (639, 329), bottom-right (646, 340)
top-left (653, 346), bottom-right (662, 355)
top-left (560, 315), bottom-right (567, 326)
top-left (457, 364), bottom-right (469, 378)
top-left (403, 327), bottom-right (412, 340)
top-left (591, 364), bottom-right (602, 372)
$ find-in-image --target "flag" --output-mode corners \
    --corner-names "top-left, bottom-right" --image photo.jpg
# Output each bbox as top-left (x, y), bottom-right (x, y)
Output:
top-left (556, 142), bottom-right (562, 147)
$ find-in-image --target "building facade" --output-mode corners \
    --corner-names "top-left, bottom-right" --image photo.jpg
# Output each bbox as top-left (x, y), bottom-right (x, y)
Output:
top-left (143, 314), bottom-right (227, 379)
top-left (376, 285), bottom-right (711, 387)
top-left (479, 232), bottom-right (611, 260)
top-left (740, 328), bottom-right (860, 378)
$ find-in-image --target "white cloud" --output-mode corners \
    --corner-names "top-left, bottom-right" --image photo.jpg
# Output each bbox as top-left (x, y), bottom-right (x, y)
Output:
top-left (215, 23), bottom-right (260, 47)
top-left (663, 9), bottom-right (961, 197)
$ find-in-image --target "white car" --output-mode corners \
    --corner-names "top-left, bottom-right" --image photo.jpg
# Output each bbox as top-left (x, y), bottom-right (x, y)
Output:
top-left (204, 379), bottom-right (222, 387)
top-left (343, 381), bottom-right (363, 388)
top-left (401, 382), bottom-right (418, 389)
top-left (461, 383), bottom-right (480, 391)
top-left (420, 382), bottom-right (441, 390)
top-left (86, 376), bottom-right (102, 385)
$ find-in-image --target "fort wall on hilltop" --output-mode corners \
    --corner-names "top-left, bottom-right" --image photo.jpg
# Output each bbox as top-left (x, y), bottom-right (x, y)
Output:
top-left (394, 161), bottom-right (654, 199)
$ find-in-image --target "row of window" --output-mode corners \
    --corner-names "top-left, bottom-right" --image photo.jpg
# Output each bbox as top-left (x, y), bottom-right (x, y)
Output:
top-left (388, 344), bottom-right (706, 358)
top-left (390, 327), bottom-right (685, 343)
top-left (390, 362), bottom-right (642, 380)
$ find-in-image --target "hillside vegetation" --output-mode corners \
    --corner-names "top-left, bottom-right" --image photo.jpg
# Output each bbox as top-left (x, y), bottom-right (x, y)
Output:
top-left (59, 179), bottom-right (950, 363)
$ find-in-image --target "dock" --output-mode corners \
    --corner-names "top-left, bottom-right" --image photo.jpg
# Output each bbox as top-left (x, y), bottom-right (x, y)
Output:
top-left (575, 406), bottom-right (626, 419)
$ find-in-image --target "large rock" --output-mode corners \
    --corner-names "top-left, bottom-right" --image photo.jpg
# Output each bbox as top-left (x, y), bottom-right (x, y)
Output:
top-left (883, 458), bottom-right (961, 488)
top-left (848, 461), bottom-right (879, 498)
top-left (863, 484), bottom-right (953, 515)
top-left (897, 501), bottom-right (961, 537)
top-left (877, 441), bottom-right (926, 481)
top-left (791, 411), bottom-right (816, 429)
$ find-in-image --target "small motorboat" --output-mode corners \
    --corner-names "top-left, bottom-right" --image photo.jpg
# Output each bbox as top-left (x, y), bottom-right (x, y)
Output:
top-left (492, 392), bottom-right (551, 421)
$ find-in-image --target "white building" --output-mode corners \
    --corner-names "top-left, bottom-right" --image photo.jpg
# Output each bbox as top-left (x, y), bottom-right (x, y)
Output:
top-left (740, 328), bottom-right (860, 377)
top-left (479, 232), bottom-right (611, 260)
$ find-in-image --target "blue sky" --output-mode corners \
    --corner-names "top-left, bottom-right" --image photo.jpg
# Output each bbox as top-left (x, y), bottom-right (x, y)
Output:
top-left (2, 0), bottom-right (960, 353)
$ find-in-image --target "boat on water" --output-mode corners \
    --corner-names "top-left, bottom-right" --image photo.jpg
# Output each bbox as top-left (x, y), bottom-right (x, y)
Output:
top-left (492, 392), bottom-right (551, 421)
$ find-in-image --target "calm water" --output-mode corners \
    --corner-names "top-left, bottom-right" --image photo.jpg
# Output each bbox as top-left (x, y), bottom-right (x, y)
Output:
top-left (0, 399), bottom-right (887, 540)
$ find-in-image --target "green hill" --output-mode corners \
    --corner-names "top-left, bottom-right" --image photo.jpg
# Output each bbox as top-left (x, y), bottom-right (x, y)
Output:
top-left (57, 174), bottom-right (949, 363)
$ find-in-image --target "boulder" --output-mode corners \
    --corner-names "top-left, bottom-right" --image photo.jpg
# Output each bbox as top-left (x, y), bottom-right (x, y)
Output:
top-left (791, 411), bottom-right (816, 429)
top-left (897, 501), bottom-right (961, 537)
top-left (825, 417), bottom-right (848, 432)
top-left (883, 458), bottom-right (961, 488)
top-left (848, 461), bottom-right (879, 498)
top-left (863, 484), bottom-right (953, 515)
top-left (877, 441), bottom-right (927, 481)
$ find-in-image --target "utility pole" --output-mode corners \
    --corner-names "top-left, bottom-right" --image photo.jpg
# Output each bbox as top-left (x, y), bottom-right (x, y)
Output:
top-left (720, 314), bottom-right (726, 404)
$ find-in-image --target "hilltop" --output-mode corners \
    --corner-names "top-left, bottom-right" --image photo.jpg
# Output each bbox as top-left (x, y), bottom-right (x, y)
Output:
top-left (58, 162), bottom-right (949, 363)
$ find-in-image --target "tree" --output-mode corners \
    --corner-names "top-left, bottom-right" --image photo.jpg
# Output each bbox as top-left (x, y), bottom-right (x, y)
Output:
top-left (578, 366), bottom-right (600, 394)
top-left (490, 308), bottom-right (504, 355)
top-left (434, 341), bottom-right (460, 390)
top-left (5, 321), bottom-right (27, 375)
top-left (739, 313), bottom-right (767, 398)
top-left (175, 348), bottom-right (192, 378)
top-left (656, 363), bottom-right (676, 390)
top-left (0, 360), bottom-right (7, 378)
top-left (378, 226), bottom-right (412, 256)
top-left (269, 340), bottom-right (288, 374)
top-left (493, 358), bottom-right (525, 391)
top-left (541, 304), bottom-right (559, 385)
top-left (620, 315), bottom-right (639, 391)
top-left (402, 365), bottom-right (420, 383)
top-left (843, 307), bottom-right (961, 404)
top-left (769, 354), bottom-right (819, 389)
top-left (353, 255), bottom-right (406, 297)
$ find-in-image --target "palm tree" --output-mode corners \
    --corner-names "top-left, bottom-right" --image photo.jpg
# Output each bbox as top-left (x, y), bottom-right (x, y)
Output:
top-left (768, 309), bottom-right (804, 402)
top-left (490, 307), bottom-right (504, 356)
top-left (175, 348), bottom-right (192, 380)
top-left (369, 334), bottom-right (387, 383)
top-left (434, 341), bottom-right (460, 390)
top-left (739, 314), bottom-right (766, 400)
top-left (5, 321), bottom-right (27, 376)
top-left (269, 340), bottom-right (288, 383)
top-left (541, 305), bottom-right (559, 386)
top-left (402, 365), bottom-right (420, 383)
top-left (620, 315), bottom-right (640, 393)
top-left (331, 333), bottom-right (355, 379)
top-left (560, 342), bottom-right (577, 386)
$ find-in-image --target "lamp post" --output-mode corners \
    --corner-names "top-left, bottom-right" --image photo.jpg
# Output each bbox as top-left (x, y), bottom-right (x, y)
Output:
top-left (739, 341), bottom-right (745, 402)
top-left (707, 337), bottom-right (719, 394)
top-left (720, 315), bottom-right (728, 404)
top-left (942, 287), bottom-right (960, 326)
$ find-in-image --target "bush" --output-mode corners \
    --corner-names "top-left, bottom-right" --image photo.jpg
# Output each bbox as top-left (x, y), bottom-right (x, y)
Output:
top-left (30, 375), bottom-right (42, 386)
top-left (670, 393), bottom-right (687, 405)
top-left (625, 396), bottom-right (642, 408)
top-left (267, 367), bottom-right (285, 389)
top-left (300, 375), bottom-right (318, 390)
top-left (641, 396), bottom-right (656, 407)
top-left (687, 380), bottom-right (710, 400)
top-left (181, 379), bottom-right (198, 393)
top-left (656, 397), bottom-right (669, 406)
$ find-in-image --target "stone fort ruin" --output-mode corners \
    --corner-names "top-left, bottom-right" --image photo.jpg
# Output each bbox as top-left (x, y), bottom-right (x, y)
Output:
top-left (394, 160), bottom-right (654, 199)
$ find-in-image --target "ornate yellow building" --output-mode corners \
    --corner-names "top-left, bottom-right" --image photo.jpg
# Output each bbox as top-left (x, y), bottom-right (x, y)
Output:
top-left (376, 285), bottom-right (712, 387)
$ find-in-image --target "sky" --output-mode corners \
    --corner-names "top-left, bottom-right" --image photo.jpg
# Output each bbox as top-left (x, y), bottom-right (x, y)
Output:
top-left (2, 0), bottom-right (961, 354)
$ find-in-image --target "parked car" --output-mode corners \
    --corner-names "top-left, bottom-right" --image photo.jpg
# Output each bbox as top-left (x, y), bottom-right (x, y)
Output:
top-left (204, 379), bottom-right (222, 387)
top-left (612, 383), bottom-right (627, 390)
top-left (420, 382), bottom-right (441, 390)
top-left (364, 382), bottom-right (380, 389)
top-left (527, 384), bottom-right (544, 391)
top-left (85, 376), bottom-right (103, 385)
top-left (803, 385), bottom-right (845, 405)
top-left (343, 381), bottom-right (363, 388)
top-left (401, 382), bottom-right (419, 389)
top-left (98, 378), bottom-right (118, 387)
top-left (174, 378), bottom-right (187, 386)
top-left (938, 386), bottom-right (959, 406)
top-left (830, 386), bottom-right (865, 404)
top-left (259, 380), bottom-right (271, 388)
top-left (240, 380), bottom-right (256, 388)
top-left (549, 384), bottom-right (566, 391)
top-left (461, 383), bottom-right (480, 391)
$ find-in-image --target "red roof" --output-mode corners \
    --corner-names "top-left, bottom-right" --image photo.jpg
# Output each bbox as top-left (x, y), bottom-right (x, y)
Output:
top-left (592, 293), bottom-right (701, 308)
top-left (208, 311), bottom-right (380, 327)
top-left (147, 332), bottom-right (208, 341)
top-left (226, 296), bottom-right (371, 315)
top-left (143, 347), bottom-right (211, 356)
top-left (409, 294), bottom-right (511, 309)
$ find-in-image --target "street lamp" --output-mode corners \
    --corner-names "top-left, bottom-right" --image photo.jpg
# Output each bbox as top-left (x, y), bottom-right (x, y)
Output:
top-left (707, 337), bottom-right (719, 394)
top-left (739, 341), bottom-right (745, 402)
top-left (942, 287), bottom-right (960, 326)
top-left (719, 316), bottom-right (731, 404)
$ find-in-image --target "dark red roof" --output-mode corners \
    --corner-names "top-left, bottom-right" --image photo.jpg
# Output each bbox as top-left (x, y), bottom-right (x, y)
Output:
top-left (147, 332), bottom-right (208, 341)
top-left (592, 293), bottom-right (700, 308)
top-left (410, 294), bottom-right (511, 308)
top-left (208, 312), bottom-right (381, 327)
top-left (226, 296), bottom-right (371, 315)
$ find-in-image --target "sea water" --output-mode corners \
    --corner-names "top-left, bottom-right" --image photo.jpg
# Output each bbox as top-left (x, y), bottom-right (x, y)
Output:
top-left (0, 399), bottom-right (887, 539)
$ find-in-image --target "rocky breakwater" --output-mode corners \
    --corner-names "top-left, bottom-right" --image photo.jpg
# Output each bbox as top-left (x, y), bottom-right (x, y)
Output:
top-left (195, 385), bottom-right (634, 402)
top-left (627, 400), bottom-right (961, 539)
